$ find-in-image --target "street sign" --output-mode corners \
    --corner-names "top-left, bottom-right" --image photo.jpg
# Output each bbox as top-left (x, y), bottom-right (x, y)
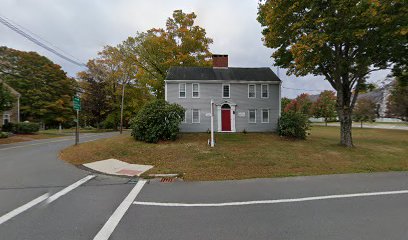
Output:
top-left (73, 96), bottom-right (81, 111)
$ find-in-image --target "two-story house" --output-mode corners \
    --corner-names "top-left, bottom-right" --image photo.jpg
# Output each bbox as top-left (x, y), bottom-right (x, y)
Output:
top-left (165, 55), bottom-right (281, 132)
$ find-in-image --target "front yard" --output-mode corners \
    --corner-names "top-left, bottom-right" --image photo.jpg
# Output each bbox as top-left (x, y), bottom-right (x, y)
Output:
top-left (60, 126), bottom-right (408, 181)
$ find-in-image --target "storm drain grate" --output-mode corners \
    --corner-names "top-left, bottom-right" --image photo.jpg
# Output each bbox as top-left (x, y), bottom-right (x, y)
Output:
top-left (160, 177), bottom-right (175, 183)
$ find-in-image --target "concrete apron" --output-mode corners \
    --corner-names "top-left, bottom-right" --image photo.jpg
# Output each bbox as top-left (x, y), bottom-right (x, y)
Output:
top-left (83, 159), bottom-right (153, 177)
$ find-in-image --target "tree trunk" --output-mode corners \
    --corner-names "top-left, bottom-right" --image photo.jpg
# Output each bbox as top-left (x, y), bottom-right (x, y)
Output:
top-left (337, 89), bottom-right (354, 147)
top-left (360, 121), bottom-right (363, 128)
top-left (325, 118), bottom-right (328, 127)
top-left (339, 112), bottom-right (353, 147)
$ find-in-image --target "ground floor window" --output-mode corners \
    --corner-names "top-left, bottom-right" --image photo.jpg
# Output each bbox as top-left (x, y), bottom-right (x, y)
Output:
top-left (262, 109), bottom-right (269, 123)
top-left (248, 109), bottom-right (256, 123)
top-left (2, 114), bottom-right (10, 125)
top-left (182, 110), bottom-right (187, 123)
top-left (192, 109), bottom-right (200, 123)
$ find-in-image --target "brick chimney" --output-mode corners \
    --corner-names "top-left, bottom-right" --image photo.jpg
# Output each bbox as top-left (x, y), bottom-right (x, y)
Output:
top-left (212, 54), bottom-right (228, 68)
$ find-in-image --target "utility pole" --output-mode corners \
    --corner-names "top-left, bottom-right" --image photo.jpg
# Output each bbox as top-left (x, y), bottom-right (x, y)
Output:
top-left (119, 81), bottom-right (125, 134)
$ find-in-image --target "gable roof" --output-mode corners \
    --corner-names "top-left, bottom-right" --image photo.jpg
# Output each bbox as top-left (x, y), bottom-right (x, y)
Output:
top-left (0, 78), bottom-right (20, 97)
top-left (166, 67), bottom-right (281, 82)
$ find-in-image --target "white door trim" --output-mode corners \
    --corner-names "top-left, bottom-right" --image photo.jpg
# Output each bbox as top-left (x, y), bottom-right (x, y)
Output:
top-left (217, 104), bottom-right (236, 133)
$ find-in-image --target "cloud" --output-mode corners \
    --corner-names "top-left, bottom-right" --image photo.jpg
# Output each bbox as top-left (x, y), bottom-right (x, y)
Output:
top-left (0, 0), bottom-right (390, 98)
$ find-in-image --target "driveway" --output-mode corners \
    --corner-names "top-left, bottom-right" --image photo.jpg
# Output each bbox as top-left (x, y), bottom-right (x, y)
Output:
top-left (0, 133), bottom-right (408, 239)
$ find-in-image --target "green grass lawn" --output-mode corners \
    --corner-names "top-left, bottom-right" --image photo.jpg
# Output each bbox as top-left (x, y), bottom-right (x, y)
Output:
top-left (60, 126), bottom-right (408, 181)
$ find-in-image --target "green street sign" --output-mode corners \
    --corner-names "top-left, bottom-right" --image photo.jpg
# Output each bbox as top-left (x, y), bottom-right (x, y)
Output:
top-left (73, 96), bottom-right (81, 111)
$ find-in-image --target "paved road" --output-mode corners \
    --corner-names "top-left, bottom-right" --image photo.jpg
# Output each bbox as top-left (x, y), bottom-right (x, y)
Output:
top-left (0, 133), bottom-right (408, 239)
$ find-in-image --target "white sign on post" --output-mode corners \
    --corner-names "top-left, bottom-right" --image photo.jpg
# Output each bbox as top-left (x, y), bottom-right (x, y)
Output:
top-left (238, 112), bottom-right (246, 117)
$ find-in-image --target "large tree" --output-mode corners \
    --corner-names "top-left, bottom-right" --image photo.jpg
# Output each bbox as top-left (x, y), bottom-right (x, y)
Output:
top-left (77, 60), bottom-right (112, 128)
top-left (284, 93), bottom-right (313, 116)
top-left (0, 46), bottom-right (77, 126)
top-left (353, 98), bottom-right (377, 128)
top-left (258, 0), bottom-right (406, 147)
top-left (121, 10), bottom-right (213, 98)
top-left (312, 90), bottom-right (337, 126)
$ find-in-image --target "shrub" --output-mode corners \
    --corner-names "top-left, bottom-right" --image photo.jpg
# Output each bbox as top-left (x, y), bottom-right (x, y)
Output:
top-left (102, 113), bottom-right (119, 129)
top-left (0, 131), bottom-right (8, 138)
top-left (1, 122), bottom-right (14, 132)
top-left (131, 100), bottom-right (185, 143)
top-left (278, 111), bottom-right (310, 139)
top-left (14, 122), bottom-right (40, 134)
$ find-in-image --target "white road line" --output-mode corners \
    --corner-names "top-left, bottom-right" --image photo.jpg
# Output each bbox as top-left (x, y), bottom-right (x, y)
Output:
top-left (134, 189), bottom-right (408, 207)
top-left (0, 134), bottom-right (105, 151)
top-left (46, 175), bottom-right (96, 204)
top-left (0, 193), bottom-right (49, 225)
top-left (93, 180), bottom-right (147, 240)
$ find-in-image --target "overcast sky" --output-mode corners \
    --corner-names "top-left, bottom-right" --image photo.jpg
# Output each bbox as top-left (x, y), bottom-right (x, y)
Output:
top-left (1, 0), bottom-right (390, 98)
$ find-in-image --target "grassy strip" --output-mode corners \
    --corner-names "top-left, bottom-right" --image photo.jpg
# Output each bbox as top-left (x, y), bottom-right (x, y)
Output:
top-left (60, 126), bottom-right (408, 181)
top-left (39, 128), bottom-right (116, 135)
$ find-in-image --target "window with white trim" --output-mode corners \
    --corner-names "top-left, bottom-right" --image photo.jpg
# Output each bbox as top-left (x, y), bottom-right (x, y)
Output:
top-left (248, 84), bottom-right (256, 98)
top-left (262, 109), bottom-right (269, 123)
top-left (261, 84), bottom-right (269, 98)
top-left (192, 109), bottom-right (200, 123)
top-left (182, 110), bottom-right (187, 123)
top-left (248, 109), bottom-right (256, 123)
top-left (222, 84), bottom-right (230, 98)
top-left (192, 83), bottom-right (200, 98)
top-left (179, 83), bottom-right (186, 98)
top-left (2, 114), bottom-right (10, 125)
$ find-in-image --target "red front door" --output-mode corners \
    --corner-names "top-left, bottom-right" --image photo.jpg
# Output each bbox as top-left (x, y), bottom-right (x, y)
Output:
top-left (221, 109), bottom-right (231, 131)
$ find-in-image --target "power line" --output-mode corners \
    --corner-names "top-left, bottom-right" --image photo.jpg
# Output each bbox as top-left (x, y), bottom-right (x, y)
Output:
top-left (0, 15), bottom-right (86, 67)
top-left (2, 15), bottom-right (83, 64)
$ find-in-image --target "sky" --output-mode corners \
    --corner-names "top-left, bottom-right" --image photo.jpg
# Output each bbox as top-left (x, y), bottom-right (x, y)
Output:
top-left (0, 0), bottom-right (390, 98)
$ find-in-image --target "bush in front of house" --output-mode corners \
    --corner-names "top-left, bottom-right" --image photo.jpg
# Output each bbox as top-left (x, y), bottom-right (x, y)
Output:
top-left (13, 122), bottom-right (40, 134)
top-left (0, 131), bottom-right (8, 138)
top-left (1, 122), bottom-right (14, 132)
top-left (131, 100), bottom-right (185, 143)
top-left (278, 111), bottom-right (310, 139)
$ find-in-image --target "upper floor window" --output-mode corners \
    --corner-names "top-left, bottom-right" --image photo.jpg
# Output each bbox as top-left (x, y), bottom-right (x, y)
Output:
top-left (192, 109), bottom-right (200, 123)
top-left (261, 84), bottom-right (269, 98)
top-left (179, 83), bottom-right (186, 98)
top-left (192, 83), bottom-right (200, 98)
top-left (222, 84), bottom-right (230, 98)
top-left (248, 84), bottom-right (256, 98)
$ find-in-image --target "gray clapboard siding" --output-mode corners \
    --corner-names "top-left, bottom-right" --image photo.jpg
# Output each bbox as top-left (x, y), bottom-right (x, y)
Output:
top-left (166, 82), bottom-right (280, 132)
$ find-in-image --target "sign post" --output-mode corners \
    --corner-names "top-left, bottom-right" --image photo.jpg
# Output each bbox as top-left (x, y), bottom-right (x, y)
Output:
top-left (210, 99), bottom-right (215, 147)
top-left (73, 96), bottom-right (81, 145)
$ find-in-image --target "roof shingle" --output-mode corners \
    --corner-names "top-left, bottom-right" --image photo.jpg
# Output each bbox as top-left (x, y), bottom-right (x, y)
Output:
top-left (166, 67), bottom-right (281, 82)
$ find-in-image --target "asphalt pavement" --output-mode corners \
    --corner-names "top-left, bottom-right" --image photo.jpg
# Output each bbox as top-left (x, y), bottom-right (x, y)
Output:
top-left (0, 132), bottom-right (407, 239)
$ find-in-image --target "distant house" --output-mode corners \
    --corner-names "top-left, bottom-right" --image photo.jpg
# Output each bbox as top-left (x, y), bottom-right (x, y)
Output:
top-left (358, 83), bottom-right (393, 119)
top-left (308, 82), bottom-right (399, 122)
top-left (165, 54), bottom-right (282, 132)
top-left (1, 79), bottom-right (20, 125)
